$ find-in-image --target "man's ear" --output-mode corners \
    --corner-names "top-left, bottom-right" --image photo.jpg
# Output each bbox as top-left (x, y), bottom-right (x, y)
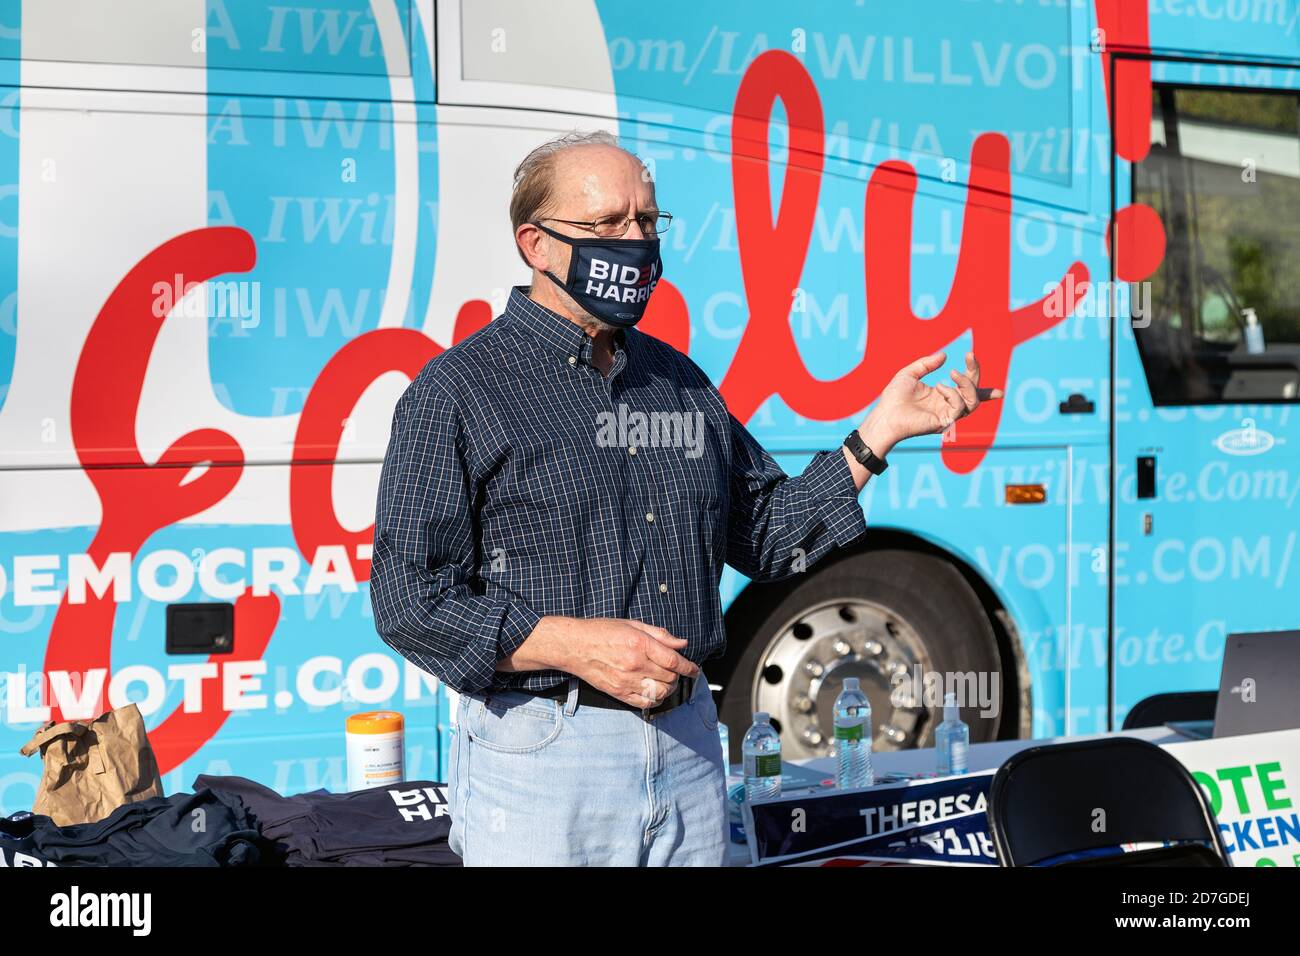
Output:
top-left (516, 222), bottom-right (550, 273)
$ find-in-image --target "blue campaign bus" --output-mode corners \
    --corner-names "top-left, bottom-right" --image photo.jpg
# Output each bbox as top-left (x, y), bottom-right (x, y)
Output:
top-left (1, 0), bottom-right (1297, 813)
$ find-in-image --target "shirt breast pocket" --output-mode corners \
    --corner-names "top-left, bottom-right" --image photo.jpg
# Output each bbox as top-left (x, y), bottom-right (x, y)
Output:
top-left (667, 409), bottom-right (729, 554)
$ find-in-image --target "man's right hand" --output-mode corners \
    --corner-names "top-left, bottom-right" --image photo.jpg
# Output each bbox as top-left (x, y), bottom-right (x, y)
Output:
top-left (574, 618), bottom-right (702, 707)
top-left (498, 616), bottom-right (700, 708)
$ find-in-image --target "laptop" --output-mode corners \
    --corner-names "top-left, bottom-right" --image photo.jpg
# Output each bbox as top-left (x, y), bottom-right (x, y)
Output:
top-left (1167, 630), bottom-right (1300, 739)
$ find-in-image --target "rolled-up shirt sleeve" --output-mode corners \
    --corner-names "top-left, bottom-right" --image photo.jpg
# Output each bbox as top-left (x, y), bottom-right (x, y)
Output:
top-left (725, 413), bottom-right (868, 582)
top-left (369, 376), bottom-right (542, 694)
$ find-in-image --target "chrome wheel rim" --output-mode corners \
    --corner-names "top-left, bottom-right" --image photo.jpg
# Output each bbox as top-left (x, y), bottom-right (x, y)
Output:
top-left (749, 598), bottom-right (935, 761)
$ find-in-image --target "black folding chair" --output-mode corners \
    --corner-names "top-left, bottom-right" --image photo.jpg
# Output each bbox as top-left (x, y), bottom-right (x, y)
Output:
top-left (1121, 691), bottom-right (1218, 730)
top-left (987, 737), bottom-right (1231, 867)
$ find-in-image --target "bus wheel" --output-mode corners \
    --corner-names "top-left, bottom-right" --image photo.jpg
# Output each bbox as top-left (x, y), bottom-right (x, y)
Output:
top-left (717, 549), bottom-right (1005, 764)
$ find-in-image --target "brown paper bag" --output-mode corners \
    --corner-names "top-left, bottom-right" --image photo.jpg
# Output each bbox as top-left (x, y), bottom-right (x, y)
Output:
top-left (19, 702), bottom-right (164, 825)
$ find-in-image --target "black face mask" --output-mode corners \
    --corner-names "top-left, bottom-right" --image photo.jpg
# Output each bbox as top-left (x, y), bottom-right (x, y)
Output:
top-left (536, 223), bottom-right (663, 328)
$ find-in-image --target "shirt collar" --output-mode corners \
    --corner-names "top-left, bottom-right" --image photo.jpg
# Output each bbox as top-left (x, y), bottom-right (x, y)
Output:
top-left (502, 285), bottom-right (626, 366)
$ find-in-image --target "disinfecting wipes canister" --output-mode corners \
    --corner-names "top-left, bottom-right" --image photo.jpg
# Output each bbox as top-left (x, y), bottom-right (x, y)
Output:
top-left (346, 711), bottom-right (405, 791)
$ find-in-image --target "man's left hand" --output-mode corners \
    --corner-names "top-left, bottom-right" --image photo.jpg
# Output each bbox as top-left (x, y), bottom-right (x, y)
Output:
top-left (857, 350), bottom-right (1003, 456)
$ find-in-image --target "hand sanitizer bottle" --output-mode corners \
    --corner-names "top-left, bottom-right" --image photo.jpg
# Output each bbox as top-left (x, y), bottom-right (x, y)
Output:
top-left (1243, 307), bottom-right (1266, 355)
top-left (936, 693), bottom-right (969, 775)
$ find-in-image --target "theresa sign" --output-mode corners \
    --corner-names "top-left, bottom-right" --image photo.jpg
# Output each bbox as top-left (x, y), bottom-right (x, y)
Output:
top-left (745, 729), bottom-right (1300, 867)
top-left (745, 771), bottom-right (997, 866)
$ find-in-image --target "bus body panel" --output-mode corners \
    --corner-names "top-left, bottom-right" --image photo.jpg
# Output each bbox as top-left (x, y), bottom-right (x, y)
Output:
top-left (1, 1), bottom-right (1297, 815)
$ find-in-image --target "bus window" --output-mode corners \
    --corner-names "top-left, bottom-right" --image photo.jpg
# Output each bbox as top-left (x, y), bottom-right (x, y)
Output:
top-left (1133, 84), bottom-right (1300, 405)
top-left (445, 0), bottom-right (1078, 195)
top-left (457, 0), bottom-right (613, 94)
top-left (15, 0), bottom-right (410, 77)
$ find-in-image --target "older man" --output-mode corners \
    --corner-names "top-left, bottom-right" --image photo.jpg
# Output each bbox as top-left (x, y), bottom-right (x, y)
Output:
top-left (369, 130), bottom-right (1000, 866)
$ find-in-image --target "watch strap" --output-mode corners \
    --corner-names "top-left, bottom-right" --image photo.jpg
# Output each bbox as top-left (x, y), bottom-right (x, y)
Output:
top-left (844, 430), bottom-right (888, 475)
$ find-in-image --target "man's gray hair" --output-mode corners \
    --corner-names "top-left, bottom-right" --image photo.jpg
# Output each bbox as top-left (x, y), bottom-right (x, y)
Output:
top-left (509, 130), bottom-right (625, 266)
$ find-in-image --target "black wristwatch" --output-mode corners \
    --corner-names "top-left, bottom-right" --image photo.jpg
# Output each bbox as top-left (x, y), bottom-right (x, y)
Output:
top-left (843, 430), bottom-right (889, 475)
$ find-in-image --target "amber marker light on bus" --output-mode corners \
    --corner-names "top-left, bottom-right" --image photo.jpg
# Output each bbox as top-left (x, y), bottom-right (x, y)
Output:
top-left (1004, 484), bottom-right (1047, 505)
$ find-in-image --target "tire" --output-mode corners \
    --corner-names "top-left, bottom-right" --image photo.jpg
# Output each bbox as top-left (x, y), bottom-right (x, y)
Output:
top-left (715, 549), bottom-right (1005, 764)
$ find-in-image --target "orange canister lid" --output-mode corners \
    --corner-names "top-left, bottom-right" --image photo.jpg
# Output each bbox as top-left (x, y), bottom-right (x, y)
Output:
top-left (346, 711), bottom-right (405, 734)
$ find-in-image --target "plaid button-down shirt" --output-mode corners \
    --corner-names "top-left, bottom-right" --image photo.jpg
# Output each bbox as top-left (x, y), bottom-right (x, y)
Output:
top-left (369, 286), bottom-right (868, 695)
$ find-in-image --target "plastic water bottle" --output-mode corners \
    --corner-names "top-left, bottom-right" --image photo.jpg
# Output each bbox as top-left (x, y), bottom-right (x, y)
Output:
top-left (833, 677), bottom-right (873, 788)
top-left (936, 692), bottom-right (969, 775)
top-left (718, 722), bottom-right (730, 772)
top-left (742, 712), bottom-right (782, 802)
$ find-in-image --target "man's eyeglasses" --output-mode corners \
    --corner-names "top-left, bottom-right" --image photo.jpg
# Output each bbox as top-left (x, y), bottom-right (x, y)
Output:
top-left (535, 211), bottom-right (673, 239)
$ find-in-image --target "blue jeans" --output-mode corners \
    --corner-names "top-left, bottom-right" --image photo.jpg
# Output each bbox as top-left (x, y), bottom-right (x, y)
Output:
top-left (448, 670), bottom-right (728, 866)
